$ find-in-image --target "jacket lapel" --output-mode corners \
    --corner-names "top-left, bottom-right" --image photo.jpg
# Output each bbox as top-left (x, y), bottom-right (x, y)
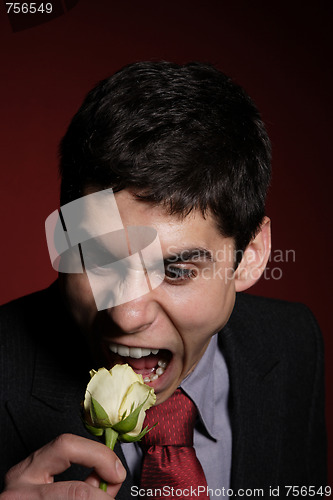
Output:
top-left (6, 346), bottom-right (89, 456)
top-left (6, 366), bottom-right (135, 499)
top-left (5, 285), bottom-right (135, 498)
top-left (220, 293), bottom-right (285, 489)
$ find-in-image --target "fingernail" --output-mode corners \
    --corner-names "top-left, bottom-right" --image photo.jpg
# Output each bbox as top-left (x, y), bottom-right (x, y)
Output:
top-left (116, 458), bottom-right (126, 480)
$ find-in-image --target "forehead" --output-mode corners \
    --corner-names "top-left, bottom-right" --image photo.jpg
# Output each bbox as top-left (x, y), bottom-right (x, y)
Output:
top-left (77, 187), bottom-right (234, 260)
top-left (113, 189), bottom-right (230, 253)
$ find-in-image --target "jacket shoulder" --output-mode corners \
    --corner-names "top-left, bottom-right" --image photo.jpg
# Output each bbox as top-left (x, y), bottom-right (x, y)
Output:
top-left (0, 283), bottom-right (67, 400)
top-left (224, 292), bottom-right (324, 368)
top-left (231, 292), bottom-right (321, 338)
top-left (223, 294), bottom-right (327, 485)
top-left (0, 285), bottom-right (55, 344)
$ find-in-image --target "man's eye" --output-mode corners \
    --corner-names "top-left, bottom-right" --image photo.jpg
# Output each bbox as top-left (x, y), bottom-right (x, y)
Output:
top-left (164, 265), bottom-right (197, 283)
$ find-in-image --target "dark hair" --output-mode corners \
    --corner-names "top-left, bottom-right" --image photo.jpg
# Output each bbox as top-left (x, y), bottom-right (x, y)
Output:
top-left (59, 61), bottom-right (271, 256)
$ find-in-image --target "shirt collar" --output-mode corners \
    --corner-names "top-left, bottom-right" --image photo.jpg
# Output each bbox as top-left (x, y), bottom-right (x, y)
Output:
top-left (180, 333), bottom-right (229, 441)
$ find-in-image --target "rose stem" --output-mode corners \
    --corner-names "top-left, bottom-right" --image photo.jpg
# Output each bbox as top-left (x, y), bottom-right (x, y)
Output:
top-left (99, 428), bottom-right (119, 492)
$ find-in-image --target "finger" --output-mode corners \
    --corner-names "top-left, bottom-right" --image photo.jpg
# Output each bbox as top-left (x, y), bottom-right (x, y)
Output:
top-left (6, 434), bottom-right (126, 488)
top-left (85, 472), bottom-right (101, 488)
top-left (4, 481), bottom-right (116, 499)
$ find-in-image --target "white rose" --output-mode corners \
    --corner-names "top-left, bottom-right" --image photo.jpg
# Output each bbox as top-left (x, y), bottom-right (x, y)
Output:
top-left (83, 364), bottom-right (156, 441)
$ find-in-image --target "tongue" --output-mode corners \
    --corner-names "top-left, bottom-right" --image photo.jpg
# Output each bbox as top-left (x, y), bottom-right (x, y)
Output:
top-left (124, 353), bottom-right (160, 371)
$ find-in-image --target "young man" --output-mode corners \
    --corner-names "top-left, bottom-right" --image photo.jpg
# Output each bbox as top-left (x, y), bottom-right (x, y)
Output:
top-left (0, 62), bottom-right (327, 499)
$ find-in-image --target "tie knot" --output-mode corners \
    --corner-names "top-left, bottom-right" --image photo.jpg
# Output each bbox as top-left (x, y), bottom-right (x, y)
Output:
top-left (141, 389), bottom-right (197, 447)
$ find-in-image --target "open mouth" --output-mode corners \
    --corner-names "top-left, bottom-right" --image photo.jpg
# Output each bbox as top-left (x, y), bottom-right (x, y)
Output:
top-left (107, 342), bottom-right (172, 383)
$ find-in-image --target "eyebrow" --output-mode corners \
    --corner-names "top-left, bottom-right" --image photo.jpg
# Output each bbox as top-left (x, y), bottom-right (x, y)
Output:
top-left (163, 247), bottom-right (215, 264)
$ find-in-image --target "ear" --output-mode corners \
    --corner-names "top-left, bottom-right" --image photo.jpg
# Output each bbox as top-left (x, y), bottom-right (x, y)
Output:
top-left (235, 217), bottom-right (271, 292)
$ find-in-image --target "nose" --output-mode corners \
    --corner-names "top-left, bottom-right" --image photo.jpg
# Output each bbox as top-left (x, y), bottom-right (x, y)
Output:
top-left (107, 291), bottom-right (159, 334)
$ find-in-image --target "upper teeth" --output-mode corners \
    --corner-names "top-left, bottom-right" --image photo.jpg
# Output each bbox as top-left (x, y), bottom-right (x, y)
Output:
top-left (109, 342), bottom-right (159, 359)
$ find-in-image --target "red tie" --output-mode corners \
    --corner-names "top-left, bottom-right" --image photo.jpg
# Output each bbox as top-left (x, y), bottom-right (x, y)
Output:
top-left (140, 388), bottom-right (209, 499)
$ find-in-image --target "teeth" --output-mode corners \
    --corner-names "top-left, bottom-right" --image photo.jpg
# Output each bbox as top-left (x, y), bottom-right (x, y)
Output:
top-left (143, 363), bottom-right (167, 382)
top-left (108, 342), bottom-right (169, 382)
top-left (127, 347), bottom-right (142, 359)
top-left (108, 342), bottom-right (160, 359)
top-left (117, 345), bottom-right (129, 357)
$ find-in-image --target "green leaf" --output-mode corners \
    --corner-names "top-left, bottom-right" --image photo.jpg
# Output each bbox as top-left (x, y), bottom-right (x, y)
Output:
top-left (84, 422), bottom-right (104, 437)
top-left (112, 396), bottom-right (148, 433)
top-left (119, 423), bottom-right (157, 443)
top-left (90, 397), bottom-right (111, 427)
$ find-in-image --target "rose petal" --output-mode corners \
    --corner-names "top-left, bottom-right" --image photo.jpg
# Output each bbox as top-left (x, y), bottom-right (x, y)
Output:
top-left (84, 368), bottom-right (114, 422)
top-left (120, 381), bottom-right (156, 436)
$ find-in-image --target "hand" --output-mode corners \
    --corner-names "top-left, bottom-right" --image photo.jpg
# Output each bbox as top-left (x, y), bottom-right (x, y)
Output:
top-left (1, 433), bottom-right (127, 499)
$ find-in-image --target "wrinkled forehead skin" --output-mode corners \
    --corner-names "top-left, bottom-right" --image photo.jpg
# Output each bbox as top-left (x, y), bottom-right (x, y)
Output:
top-left (45, 188), bottom-right (165, 310)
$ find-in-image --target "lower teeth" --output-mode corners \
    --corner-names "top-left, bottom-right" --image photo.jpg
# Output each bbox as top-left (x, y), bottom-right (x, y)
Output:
top-left (143, 360), bottom-right (167, 382)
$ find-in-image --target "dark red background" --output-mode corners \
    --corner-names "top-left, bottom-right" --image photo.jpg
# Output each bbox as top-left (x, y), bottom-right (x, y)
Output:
top-left (0, 0), bottom-right (332, 483)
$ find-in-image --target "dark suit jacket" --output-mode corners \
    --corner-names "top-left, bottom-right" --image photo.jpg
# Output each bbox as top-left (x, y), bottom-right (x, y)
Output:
top-left (0, 282), bottom-right (327, 497)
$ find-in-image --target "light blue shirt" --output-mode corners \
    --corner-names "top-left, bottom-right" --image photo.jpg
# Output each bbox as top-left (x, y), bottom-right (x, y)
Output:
top-left (121, 334), bottom-right (232, 498)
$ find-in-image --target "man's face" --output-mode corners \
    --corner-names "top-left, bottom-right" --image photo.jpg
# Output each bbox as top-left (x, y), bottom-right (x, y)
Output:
top-left (59, 189), bottom-right (237, 404)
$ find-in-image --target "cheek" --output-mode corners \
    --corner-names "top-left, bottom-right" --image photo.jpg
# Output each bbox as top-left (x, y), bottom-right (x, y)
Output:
top-left (162, 276), bottom-right (236, 340)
